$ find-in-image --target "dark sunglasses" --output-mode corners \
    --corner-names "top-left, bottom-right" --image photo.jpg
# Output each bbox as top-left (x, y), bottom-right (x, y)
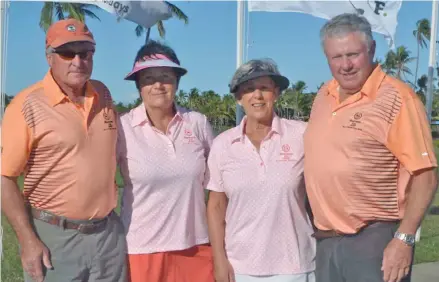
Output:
top-left (53, 49), bottom-right (95, 60)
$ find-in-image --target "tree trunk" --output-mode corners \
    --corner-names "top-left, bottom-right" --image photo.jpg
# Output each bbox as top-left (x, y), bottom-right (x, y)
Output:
top-left (145, 28), bottom-right (151, 43)
top-left (414, 42), bottom-right (420, 89)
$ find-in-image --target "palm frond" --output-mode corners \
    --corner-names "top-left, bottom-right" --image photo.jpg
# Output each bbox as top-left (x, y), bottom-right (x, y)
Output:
top-left (165, 1), bottom-right (189, 24)
top-left (157, 20), bottom-right (166, 38)
top-left (55, 2), bottom-right (65, 20)
top-left (81, 9), bottom-right (101, 21)
top-left (65, 4), bottom-right (85, 22)
top-left (402, 66), bottom-right (413, 76)
top-left (135, 25), bottom-right (145, 37)
top-left (40, 2), bottom-right (54, 32)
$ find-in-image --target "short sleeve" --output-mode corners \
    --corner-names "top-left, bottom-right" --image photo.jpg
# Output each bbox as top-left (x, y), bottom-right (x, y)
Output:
top-left (201, 117), bottom-right (214, 189)
top-left (115, 114), bottom-right (126, 165)
top-left (202, 116), bottom-right (214, 158)
top-left (386, 94), bottom-right (437, 174)
top-left (1, 97), bottom-right (31, 177)
top-left (206, 139), bottom-right (225, 192)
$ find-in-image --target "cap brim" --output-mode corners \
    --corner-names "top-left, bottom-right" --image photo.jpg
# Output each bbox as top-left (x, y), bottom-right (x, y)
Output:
top-left (124, 59), bottom-right (188, 81)
top-left (50, 36), bottom-right (96, 48)
top-left (230, 71), bottom-right (290, 93)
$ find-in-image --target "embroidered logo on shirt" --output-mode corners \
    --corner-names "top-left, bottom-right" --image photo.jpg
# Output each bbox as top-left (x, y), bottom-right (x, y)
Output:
top-left (183, 128), bottom-right (198, 144)
top-left (103, 109), bottom-right (116, 131)
top-left (343, 112), bottom-right (363, 131)
top-left (277, 144), bottom-right (294, 162)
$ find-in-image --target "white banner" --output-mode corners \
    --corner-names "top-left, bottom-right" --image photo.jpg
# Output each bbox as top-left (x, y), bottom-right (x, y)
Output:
top-left (248, 0), bottom-right (403, 49)
top-left (72, 0), bottom-right (173, 29)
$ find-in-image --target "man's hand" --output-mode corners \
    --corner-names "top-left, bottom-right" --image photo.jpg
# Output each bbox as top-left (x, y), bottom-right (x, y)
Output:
top-left (381, 238), bottom-right (413, 282)
top-left (20, 238), bottom-right (52, 282)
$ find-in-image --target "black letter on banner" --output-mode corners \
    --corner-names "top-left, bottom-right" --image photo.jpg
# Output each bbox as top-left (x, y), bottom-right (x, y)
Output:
top-left (374, 1), bottom-right (385, 15)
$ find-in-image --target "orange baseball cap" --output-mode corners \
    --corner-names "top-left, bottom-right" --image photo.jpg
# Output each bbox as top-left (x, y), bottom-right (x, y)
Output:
top-left (45, 19), bottom-right (95, 49)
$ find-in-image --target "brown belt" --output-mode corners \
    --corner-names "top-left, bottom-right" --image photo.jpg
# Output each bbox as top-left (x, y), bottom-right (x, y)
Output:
top-left (30, 207), bottom-right (111, 234)
top-left (312, 221), bottom-right (400, 240)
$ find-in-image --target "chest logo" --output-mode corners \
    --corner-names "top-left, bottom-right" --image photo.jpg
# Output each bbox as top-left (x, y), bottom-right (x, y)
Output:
top-left (343, 112), bottom-right (364, 131)
top-left (103, 108), bottom-right (116, 131)
top-left (183, 128), bottom-right (198, 144)
top-left (277, 144), bottom-right (294, 162)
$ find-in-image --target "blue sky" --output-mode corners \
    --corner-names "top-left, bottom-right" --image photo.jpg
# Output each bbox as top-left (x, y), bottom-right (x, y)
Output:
top-left (3, 1), bottom-right (436, 104)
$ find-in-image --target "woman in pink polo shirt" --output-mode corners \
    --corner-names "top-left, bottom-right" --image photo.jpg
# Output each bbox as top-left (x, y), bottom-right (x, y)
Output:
top-left (206, 59), bottom-right (316, 282)
top-left (116, 40), bottom-right (214, 282)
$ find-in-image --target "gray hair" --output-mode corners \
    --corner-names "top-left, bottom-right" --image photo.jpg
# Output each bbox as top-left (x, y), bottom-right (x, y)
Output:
top-left (229, 58), bottom-right (281, 93)
top-left (46, 46), bottom-right (55, 55)
top-left (320, 13), bottom-right (373, 50)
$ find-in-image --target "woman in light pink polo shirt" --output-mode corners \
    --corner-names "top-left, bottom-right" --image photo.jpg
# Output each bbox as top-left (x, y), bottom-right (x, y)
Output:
top-left (206, 59), bottom-right (316, 282)
top-left (116, 40), bottom-right (214, 282)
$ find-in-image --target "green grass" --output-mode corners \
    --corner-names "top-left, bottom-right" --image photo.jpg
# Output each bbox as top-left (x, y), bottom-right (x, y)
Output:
top-left (2, 160), bottom-right (439, 281)
top-left (414, 188), bottom-right (439, 264)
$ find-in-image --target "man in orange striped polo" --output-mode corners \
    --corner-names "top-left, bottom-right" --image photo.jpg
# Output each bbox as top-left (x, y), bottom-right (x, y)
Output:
top-left (1, 19), bottom-right (126, 282)
top-left (304, 13), bottom-right (438, 282)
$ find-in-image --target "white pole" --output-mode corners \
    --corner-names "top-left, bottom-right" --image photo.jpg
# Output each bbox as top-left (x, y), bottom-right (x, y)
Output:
top-left (235, 0), bottom-right (245, 125)
top-left (0, 0), bottom-right (5, 122)
top-left (0, 0), bottom-right (5, 259)
top-left (418, 0), bottom-right (438, 243)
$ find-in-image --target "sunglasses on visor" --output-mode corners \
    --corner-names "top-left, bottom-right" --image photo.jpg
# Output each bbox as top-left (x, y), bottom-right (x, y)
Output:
top-left (52, 49), bottom-right (95, 60)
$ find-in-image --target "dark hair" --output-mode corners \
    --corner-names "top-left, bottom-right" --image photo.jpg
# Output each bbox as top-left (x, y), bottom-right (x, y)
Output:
top-left (133, 40), bottom-right (182, 90)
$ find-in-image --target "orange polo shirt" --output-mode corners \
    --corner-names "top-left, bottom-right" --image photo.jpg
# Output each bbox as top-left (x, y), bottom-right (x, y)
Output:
top-left (1, 71), bottom-right (118, 220)
top-left (304, 65), bottom-right (437, 234)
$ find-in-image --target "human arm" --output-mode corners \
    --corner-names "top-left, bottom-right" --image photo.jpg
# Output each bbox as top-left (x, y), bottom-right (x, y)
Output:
top-left (382, 94), bottom-right (438, 282)
top-left (207, 192), bottom-right (235, 282)
top-left (1, 99), bottom-right (52, 282)
top-left (205, 140), bottom-right (235, 282)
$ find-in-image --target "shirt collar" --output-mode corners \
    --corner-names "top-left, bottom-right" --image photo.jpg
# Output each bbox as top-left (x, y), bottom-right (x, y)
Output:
top-left (43, 70), bottom-right (98, 106)
top-left (326, 64), bottom-right (386, 100)
top-left (230, 114), bottom-right (282, 144)
top-left (130, 103), bottom-right (184, 127)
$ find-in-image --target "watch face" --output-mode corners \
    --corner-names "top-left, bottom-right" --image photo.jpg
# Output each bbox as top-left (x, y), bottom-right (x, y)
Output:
top-left (395, 232), bottom-right (415, 245)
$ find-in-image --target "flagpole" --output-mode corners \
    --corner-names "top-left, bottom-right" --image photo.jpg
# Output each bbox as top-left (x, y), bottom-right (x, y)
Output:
top-left (418, 0), bottom-right (438, 243)
top-left (0, 0), bottom-right (6, 257)
top-left (236, 0), bottom-right (245, 125)
top-left (426, 0), bottom-right (438, 125)
top-left (0, 0), bottom-right (5, 122)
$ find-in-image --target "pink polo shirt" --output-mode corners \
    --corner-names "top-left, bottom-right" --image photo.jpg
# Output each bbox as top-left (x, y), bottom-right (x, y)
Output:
top-left (207, 116), bottom-right (316, 275)
top-left (117, 104), bottom-right (213, 254)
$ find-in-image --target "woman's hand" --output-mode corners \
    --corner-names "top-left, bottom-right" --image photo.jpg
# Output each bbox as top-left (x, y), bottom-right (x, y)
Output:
top-left (214, 256), bottom-right (235, 282)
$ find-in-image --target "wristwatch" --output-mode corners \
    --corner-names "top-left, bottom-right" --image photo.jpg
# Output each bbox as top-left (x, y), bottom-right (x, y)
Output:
top-left (394, 231), bottom-right (416, 246)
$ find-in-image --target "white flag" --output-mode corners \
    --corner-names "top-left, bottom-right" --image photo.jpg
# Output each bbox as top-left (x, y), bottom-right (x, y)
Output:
top-left (68, 0), bottom-right (173, 29)
top-left (248, 0), bottom-right (402, 49)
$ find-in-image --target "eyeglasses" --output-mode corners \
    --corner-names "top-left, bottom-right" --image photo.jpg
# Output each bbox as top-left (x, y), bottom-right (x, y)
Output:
top-left (52, 49), bottom-right (95, 60)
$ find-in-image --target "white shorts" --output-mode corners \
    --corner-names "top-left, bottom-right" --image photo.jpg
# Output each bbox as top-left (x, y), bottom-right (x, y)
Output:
top-left (235, 272), bottom-right (315, 282)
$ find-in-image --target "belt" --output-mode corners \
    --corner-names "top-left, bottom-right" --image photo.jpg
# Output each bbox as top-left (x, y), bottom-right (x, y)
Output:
top-left (312, 220), bottom-right (400, 240)
top-left (312, 229), bottom-right (343, 239)
top-left (30, 207), bottom-right (111, 234)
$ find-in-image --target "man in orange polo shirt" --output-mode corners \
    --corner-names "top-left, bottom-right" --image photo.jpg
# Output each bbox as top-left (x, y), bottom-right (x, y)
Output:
top-left (304, 13), bottom-right (438, 282)
top-left (1, 19), bottom-right (126, 282)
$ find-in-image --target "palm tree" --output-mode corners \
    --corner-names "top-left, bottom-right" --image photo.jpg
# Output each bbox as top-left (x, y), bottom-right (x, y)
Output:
top-left (413, 18), bottom-right (431, 89)
top-left (292, 81), bottom-right (307, 119)
top-left (40, 2), bottom-right (100, 32)
top-left (416, 74), bottom-right (428, 104)
top-left (135, 1), bottom-right (188, 43)
top-left (382, 46), bottom-right (415, 81)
